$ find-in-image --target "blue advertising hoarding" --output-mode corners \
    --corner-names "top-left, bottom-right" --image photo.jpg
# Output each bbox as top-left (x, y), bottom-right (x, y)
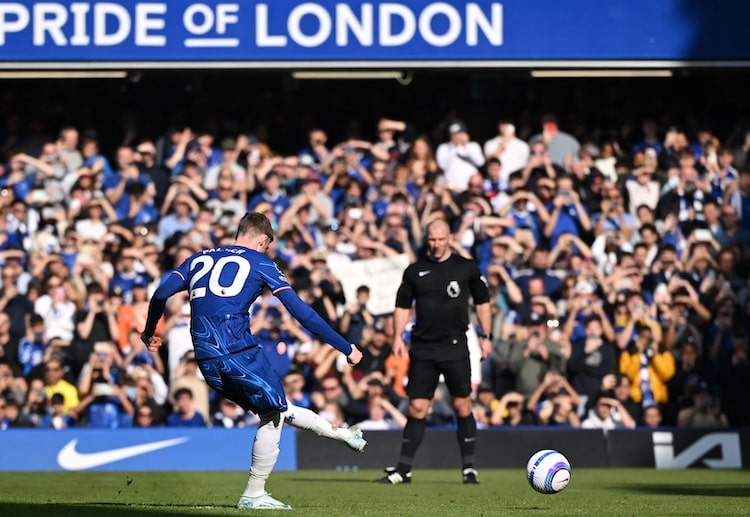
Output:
top-left (0, 0), bottom-right (747, 67)
top-left (0, 428), bottom-right (297, 471)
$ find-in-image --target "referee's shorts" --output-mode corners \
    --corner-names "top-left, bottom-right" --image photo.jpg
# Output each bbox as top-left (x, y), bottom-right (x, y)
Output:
top-left (407, 337), bottom-right (471, 399)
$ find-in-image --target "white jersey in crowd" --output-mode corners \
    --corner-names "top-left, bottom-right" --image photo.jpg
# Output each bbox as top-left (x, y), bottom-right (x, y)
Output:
top-left (483, 135), bottom-right (530, 176)
top-left (436, 141), bottom-right (485, 191)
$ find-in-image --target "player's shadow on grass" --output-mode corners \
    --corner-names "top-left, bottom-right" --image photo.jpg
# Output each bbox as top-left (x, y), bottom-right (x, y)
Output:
top-left (614, 484), bottom-right (750, 498)
top-left (0, 502), bottom-right (236, 517)
top-left (286, 476), bottom-right (472, 485)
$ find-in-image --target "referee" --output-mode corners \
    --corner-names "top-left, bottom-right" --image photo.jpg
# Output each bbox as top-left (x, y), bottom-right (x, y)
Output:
top-left (378, 219), bottom-right (493, 485)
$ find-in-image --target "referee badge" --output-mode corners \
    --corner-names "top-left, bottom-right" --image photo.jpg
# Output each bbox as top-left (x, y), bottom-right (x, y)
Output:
top-left (447, 280), bottom-right (460, 298)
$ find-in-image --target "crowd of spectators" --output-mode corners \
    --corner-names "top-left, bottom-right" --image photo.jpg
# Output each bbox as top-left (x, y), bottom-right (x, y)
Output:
top-left (0, 112), bottom-right (748, 432)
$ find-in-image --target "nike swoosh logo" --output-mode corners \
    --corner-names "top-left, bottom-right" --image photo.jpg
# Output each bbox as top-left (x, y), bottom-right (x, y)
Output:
top-left (418, 270), bottom-right (431, 277)
top-left (57, 437), bottom-right (189, 471)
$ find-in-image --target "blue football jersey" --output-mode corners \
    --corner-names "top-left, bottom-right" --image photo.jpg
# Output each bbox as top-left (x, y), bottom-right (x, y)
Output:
top-left (167, 246), bottom-right (292, 359)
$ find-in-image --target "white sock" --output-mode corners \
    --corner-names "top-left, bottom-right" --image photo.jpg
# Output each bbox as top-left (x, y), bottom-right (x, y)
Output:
top-left (283, 402), bottom-right (351, 443)
top-left (242, 413), bottom-right (283, 498)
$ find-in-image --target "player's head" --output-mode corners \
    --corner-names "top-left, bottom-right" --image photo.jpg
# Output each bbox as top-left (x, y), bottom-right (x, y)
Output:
top-left (236, 212), bottom-right (274, 251)
top-left (425, 219), bottom-right (452, 261)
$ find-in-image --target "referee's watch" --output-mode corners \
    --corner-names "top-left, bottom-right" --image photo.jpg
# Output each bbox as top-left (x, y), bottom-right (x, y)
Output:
top-left (480, 333), bottom-right (493, 341)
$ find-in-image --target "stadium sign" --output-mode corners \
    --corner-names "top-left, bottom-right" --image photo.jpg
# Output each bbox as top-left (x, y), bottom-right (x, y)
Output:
top-left (0, 0), bottom-right (749, 67)
top-left (652, 431), bottom-right (742, 469)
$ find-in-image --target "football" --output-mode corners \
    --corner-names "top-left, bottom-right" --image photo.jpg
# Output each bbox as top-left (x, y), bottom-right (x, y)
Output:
top-left (526, 449), bottom-right (571, 494)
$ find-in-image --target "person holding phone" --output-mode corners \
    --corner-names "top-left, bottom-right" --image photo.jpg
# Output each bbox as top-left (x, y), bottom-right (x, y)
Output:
top-left (72, 359), bottom-right (134, 428)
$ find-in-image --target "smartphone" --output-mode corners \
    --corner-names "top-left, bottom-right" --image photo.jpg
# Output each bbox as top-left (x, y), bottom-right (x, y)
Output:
top-left (694, 229), bottom-right (712, 242)
top-left (93, 342), bottom-right (111, 355)
top-left (93, 383), bottom-right (114, 397)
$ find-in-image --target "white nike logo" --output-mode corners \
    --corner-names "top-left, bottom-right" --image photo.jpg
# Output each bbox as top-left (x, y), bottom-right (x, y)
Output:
top-left (418, 270), bottom-right (431, 277)
top-left (57, 437), bottom-right (189, 471)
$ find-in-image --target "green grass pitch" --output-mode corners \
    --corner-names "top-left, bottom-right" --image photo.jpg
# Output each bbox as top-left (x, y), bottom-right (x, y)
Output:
top-left (0, 469), bottom-right (748, 516)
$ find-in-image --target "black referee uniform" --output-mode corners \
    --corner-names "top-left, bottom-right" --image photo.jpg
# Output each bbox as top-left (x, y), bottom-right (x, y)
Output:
top-left (378, 249), bottom-right (491, 485)
top-left (396, 253), bottom-right (491, 399)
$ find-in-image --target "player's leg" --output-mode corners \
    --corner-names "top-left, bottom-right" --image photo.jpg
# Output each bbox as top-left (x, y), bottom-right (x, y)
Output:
top-left (377, 352), bottom-right (439, 484)
top-left (238, 410), bottom-right (292, 509)
top-left (283, 402), bottom-right (366, 452)
top-left (198, 349), bottom-right (292, 509)
top-left (440, 346), bottom-right (480, 484)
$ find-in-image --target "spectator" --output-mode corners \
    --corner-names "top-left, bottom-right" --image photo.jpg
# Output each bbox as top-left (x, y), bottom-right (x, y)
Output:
top-left (725, 167), bottom-right (750, 230)
top-left (717, 325), bottom-right (750, 426)
top-left (282, 368), bottom-right (311, 410)
top-left (489, 391), bottom-right (533, 426)
top-left (536, 392), bottom-right (581, 427)
top-left (310, 374), bottom-right (363, 426)
top-left (212, 397), bottom-right (248, 428)
top-left (133, 404), bottom-right (158, 428)
top-left (47, 392), bottom-right (75, 429)
top-left (340, 285), bottom-right (374, 347)
top-left (0, 263), bottom-right (32, 338)
top-left (677, 383), bottom-right (728, 428)
top-left (73, 364), bottom-right (134, 428)
top-left (166, 387), bottom-right (206, 427)
top-left (581, 393), bottom-right (635, 429)
top-left (544, 174), bottom-right (592, 247)
top-left (135, 140), bottom-right (171, 207)
top-left (17, 379), bottom-right (50, 427)
top-left (509, 311), bottom-right (566, 398)
top-left (528, 114), bottom-right (580, 167)
top-left (604, 374), bottom-right (643, 424)
top-left (17, 313), bottom-right (47, 378)
top-left (205, 168), bottom-right (246, 228)
top-left (169, 350), bottom-right (210, 421)
top-left (639, 403), bottom-right (664, 428)
top-left (472, 383), bottom-right (500, 428)
top-left (203, 137), bottom-right (246, 192)
top-left (404, 135), bottom-right (438, 185)
top-left (436, 121), bottom-right (485, 192)
top-left (625, 157), bottom-right (661, 216)
top-left (43, 356), bottom-right (79, 414)
top-left (158, 192), bottom-right (197, 244)
top-left (520, 142), bottom-right (562, 193)
top-left (619, 325), bottom-right (675, 409)
top-left (566, 315), bottom-right (616, 406)
top-left (117, 274), bottom-right (161, 354)
top-left (483, 120), bottom-right (530, 179)
top-left (72, 282), bottom-right (119, 373)
top-left (526, 371), bottom-right (581, 422)
top-left (355, 395), bottom-right (406, 431)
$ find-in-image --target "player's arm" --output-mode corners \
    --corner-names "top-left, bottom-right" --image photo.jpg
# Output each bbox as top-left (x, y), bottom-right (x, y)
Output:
top-left (275, 288), bottom-right (361, 365)
top-left (392, 270), bottom-right (415, 359)
top-left (468, 263), bottom-right (493, 358)
top-left (141, 271), bottom-right (188, 349)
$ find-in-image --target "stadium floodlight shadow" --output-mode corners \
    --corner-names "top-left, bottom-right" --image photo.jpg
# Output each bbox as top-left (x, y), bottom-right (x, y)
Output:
top-left (609, 483), bottom-right (750, 499)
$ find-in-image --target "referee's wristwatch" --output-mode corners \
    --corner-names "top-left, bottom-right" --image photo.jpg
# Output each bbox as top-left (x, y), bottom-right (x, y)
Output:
top-left (480, 333), bottom-right (493, 341)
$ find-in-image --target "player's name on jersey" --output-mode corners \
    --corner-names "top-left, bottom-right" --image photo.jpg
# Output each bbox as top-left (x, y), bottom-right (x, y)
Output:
top-left (201, 247), bottom-right (247, 255)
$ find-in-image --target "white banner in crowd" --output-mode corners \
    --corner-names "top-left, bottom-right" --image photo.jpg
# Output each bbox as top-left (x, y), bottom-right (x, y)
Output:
top-left (331, 254), bottom-right (409, 316)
